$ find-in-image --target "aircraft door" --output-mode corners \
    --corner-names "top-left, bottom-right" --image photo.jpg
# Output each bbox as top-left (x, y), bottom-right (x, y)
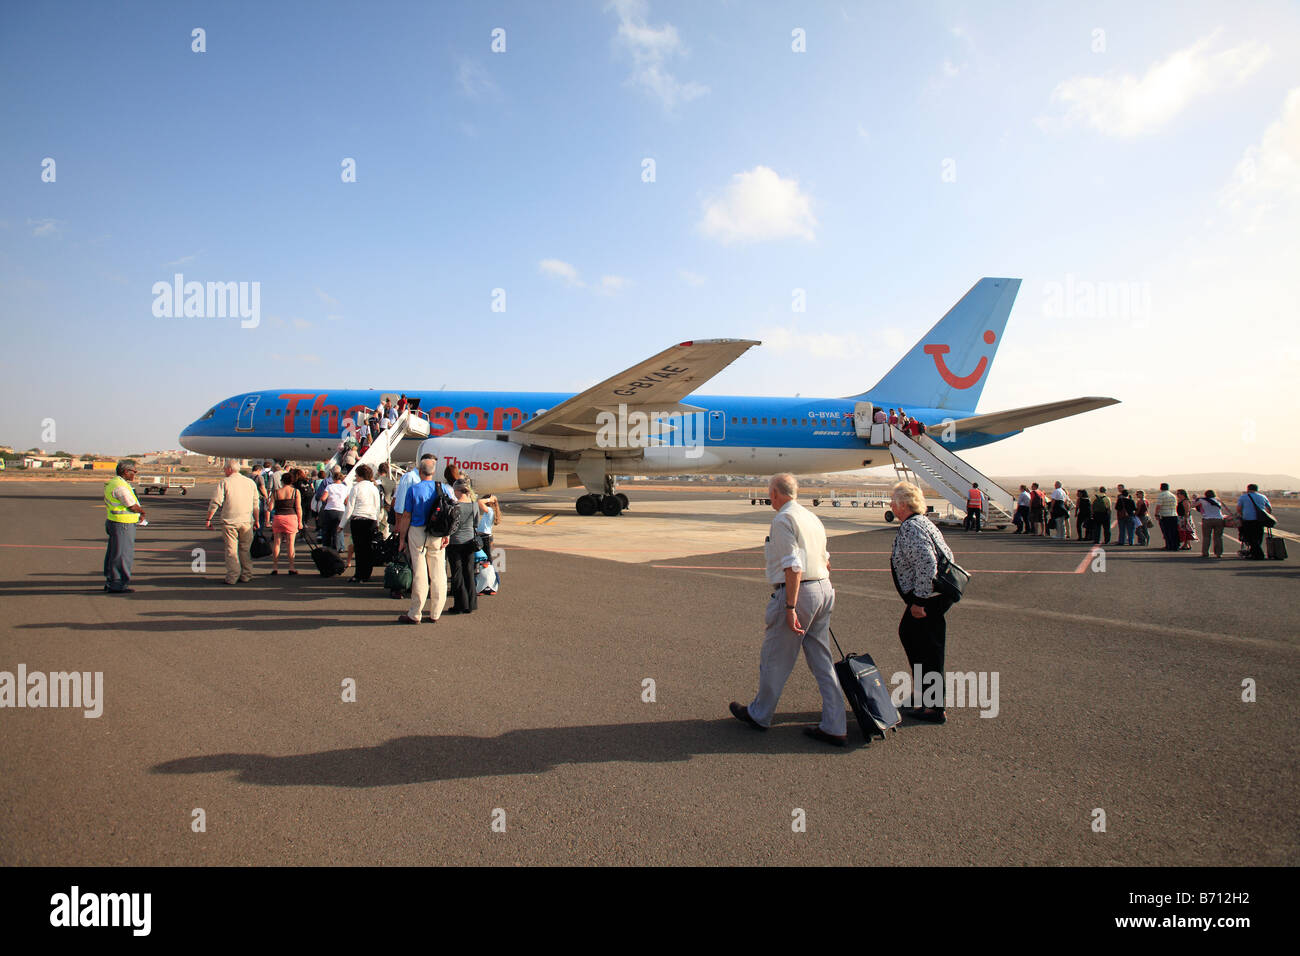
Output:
top-left (235, 395), bottom-right (260, 432)
top-left (709, 410), bottom-right (725, 441)
top-left (853, 401), bottom-right (874, 439)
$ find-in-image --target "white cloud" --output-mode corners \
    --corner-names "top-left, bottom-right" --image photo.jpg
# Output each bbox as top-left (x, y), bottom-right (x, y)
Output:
top-left (760, 325), bottom-right (864, 360)
top-left (28, 218), bottom-right (61, 238)
top-left (164, 254), bottom-right (196, 267)
top-left (678, 269), bottom-right (706, 287)
top-left (293, 318), bottom-right (312, 330)
top-left (539, 258), bottom-right (585, 287)
top-left (457, 59), bottom-right (499, 100)
top-left (315, 288), bottom-right (339, 308)
top-left (598, 275), bottom-right (628, 293)
top-left (698, 166), bottom-right (817, 244)
top-left (608, 0), bottom-right (708, 110)
top-left (1220, 87), bottom-right (1300, 225)
top-left (1048, 31), bottom-right (1270, 137)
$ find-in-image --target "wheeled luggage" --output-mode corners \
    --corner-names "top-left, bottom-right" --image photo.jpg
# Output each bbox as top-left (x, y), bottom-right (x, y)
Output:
top-left (302, 530), bottom-right (346, 577)
top-left (1266, 529), bottom-right (1288, 561)
top-left (830, 629), bottom-right (900, 741)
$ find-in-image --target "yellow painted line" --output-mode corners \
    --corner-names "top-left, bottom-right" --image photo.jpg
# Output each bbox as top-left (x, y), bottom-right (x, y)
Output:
top-left (531, 513), bottom-right (557, 525)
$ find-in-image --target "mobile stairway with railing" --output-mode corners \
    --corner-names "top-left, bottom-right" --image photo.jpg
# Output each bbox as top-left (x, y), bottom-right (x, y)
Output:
top-left (868, 422), bottom-right (1016, 524)
top-left (326, 409), bottom-right (431, 489)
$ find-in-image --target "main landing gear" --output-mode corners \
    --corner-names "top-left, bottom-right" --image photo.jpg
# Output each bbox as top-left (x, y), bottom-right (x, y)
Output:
top-left (575, 472), bottom-right (630, 517)
top-left (575, 492), bottom-right (629, 516)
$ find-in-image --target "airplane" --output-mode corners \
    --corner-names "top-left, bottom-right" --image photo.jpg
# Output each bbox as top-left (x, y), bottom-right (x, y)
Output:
top-left (179, 278), bottom-right (1118, 516)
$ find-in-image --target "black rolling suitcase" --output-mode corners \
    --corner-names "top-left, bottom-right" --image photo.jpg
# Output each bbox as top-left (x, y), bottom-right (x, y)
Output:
top-left (302, 530), bottom-right (346, 577)
top-left (830, 629), bottom-right (900, 741)
top-left (1266, 528), bottom-right (1288, 561)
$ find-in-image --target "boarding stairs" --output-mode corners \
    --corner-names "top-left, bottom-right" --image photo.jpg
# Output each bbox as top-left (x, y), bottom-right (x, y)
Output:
top-left (869, 423), bottom-right (1016, 522)
top-left (326, 409), bottom-right (431, 489)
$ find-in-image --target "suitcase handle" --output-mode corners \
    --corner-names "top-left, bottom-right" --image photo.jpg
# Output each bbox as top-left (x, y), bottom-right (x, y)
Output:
top-left (828, 627), bottom-right (846, 660)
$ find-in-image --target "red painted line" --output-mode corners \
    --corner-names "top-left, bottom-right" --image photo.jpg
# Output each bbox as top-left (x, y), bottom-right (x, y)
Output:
top-left (1074, 545), bottom-right (1101, 574)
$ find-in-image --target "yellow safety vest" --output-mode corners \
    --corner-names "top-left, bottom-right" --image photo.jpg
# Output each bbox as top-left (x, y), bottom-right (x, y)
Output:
top-left (104, 476), bottom-right (140, 523)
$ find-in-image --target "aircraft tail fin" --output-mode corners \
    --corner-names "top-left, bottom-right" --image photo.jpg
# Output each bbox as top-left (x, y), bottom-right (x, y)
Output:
top-left (861, 277), bottom-right (1020, 413)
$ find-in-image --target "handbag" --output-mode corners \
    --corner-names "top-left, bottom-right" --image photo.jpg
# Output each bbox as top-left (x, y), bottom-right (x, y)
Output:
top-left (250, 527), bottom-right (272, 559)
top-left (933, 551), bottom-right (971, 603)
top-left (1250, 493), bottom-right (1276, 529)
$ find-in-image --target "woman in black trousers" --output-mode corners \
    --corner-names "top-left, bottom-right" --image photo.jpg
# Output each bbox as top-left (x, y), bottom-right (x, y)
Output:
top-left (446, 481), bottom-right (480, 614)
top-left (1075, 489), bottom-right (1091, 540)
top-left (889, 481), bottom-right (954, 724)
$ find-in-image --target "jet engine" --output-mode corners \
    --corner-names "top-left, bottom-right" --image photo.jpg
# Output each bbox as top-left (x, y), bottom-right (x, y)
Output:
top-left (415, 436), bottom-right (554, 494)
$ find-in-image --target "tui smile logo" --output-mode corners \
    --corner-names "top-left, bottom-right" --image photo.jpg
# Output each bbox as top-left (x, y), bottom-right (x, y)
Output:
top-left (923, 330), bottom-right (995, 389)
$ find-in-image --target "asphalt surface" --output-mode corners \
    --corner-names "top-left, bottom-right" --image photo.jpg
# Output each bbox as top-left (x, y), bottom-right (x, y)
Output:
top-left (0, 480), bottom-right (1296, 866)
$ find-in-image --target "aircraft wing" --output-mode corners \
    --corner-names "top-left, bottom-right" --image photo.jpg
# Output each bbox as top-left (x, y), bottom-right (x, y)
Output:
top-left (948, 397), bottom-right (1119, 437)
top-left (513, 339), bottom-right (760, 449)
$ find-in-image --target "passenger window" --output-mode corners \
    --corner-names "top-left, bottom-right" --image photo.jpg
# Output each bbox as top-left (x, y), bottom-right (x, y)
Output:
top-left (781, 418), bottom-right (788, 426)
top-left (731, 417), bottom-right (737, 424)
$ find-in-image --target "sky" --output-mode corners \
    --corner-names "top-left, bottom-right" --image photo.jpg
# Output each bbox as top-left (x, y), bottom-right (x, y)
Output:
top-left (1, 0), bottom-right (1297, 478)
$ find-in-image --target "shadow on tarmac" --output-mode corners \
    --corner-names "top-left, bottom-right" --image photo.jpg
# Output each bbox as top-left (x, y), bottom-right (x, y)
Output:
top-left (149, 715), bottom-right (936, 785)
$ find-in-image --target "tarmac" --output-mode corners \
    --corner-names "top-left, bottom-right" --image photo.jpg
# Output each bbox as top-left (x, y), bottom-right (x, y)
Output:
top-left (0, 479), bottom-right (1296, 866)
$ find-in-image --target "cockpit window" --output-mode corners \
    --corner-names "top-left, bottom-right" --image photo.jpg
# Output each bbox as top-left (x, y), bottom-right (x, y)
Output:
top-left (201, 408), bottom-right (216, 420)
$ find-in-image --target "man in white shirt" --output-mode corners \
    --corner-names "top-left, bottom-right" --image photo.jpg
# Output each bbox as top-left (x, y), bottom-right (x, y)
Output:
top-left (206, 460), bottom-right (260, 584)
top-left (1049, 481), bottom-right (1069, 539)
top-left (730, 473), bottom-right (845, 746)
top-left (1014, 485), bottom-right (1031, 534)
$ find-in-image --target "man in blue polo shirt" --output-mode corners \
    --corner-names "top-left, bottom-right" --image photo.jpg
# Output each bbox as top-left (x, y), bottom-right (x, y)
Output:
top-left (1236, 483), bottom-right (1273, 560)
top-left (396, 457), bottom-right (450, 624)
top-left (392, 454), bottom-right (434, 523)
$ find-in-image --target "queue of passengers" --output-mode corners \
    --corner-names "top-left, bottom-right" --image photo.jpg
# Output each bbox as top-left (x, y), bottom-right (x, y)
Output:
top-left (871, 406), bottom-right (928, 439)
top-left (199, 450), bottom-right (503, 604)
top-left (993, 480), bottom-right (1276, 559)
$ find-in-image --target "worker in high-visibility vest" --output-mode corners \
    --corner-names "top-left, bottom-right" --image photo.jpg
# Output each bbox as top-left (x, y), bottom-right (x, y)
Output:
top-left (965, 482), bottom-right (985, 533)
top-left (103, 461), bottom-right (145, 593)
